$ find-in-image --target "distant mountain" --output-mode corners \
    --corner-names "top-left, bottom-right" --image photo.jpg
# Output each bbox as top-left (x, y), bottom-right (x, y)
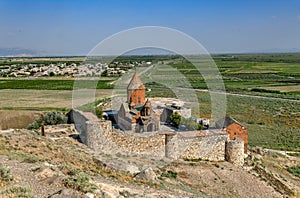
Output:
top-left (248, 48), bottom-right (300, 54)
top-left (0, 48), bottom-right (41, 57)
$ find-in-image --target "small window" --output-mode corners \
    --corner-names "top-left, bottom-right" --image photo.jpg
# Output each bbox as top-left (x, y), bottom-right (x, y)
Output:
top-left (138, 97), bottom-right (141, 104)
top-left (234, 132), bottom-right (237, 135)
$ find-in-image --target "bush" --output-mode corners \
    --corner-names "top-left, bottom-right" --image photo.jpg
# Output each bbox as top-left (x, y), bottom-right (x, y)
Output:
top-left (170, 112), bottom-right (181, 127)
top-left (43, 111), bottom-right (67, 125)
top-left (27, 111), bottom-right (67, 130)
top-left (161, 170), bottom-right (178, 179)
top-left (170, 112), bottom-right (203, 130)
top-left (95, 107), bottom-right (103, 119)
top-left (0, 166), bottom-right (13, 185)
top-left (287, 165), bottom-right (300, 178)
top-left (1, 186), bottom-right (33, 198)
top-left (63, 172), bottom-right (97, 193)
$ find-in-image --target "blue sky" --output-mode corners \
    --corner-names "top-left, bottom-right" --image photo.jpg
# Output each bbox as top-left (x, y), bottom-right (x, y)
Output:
top-left (1, 0), bottom-right (300, 55)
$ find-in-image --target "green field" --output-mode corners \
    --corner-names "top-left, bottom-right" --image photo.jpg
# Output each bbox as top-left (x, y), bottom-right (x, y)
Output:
top-left (167, 54), bottom-right (300, 99)
top-left (0, 54), bottom-right (299, 151)
top-left (0, 79), bottom-right (113, 90)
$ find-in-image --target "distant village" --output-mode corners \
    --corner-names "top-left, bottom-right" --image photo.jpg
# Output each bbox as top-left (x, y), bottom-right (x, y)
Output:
top-left (0, 61), bottom-right (153, 78)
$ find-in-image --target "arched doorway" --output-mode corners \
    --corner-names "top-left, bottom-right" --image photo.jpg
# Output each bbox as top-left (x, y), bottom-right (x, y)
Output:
top-left (147, 123), bottom-right (155, 132)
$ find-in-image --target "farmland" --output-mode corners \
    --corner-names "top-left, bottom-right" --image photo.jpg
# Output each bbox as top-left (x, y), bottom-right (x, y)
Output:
top-left (0, 79), bottom-right (113, 90)
top-left (195, 91), bottom-right (300, 151)
top-left (0, 53), bottom-right (299, 151)
top-left (168, 53), bottom-right (300, 99)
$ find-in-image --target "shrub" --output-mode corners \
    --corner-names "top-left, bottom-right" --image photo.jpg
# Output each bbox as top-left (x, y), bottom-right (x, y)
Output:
top-left (161, 170), bottom-right (178, 179)
top-left (22, 155), bottom-right (40, 163)
top-left (170, 112), bottom-right (181, 127)
top-left (27, 111), bottom-right (67, 130)
top-left (170, 112), bottom-right (203, 130)
top-left (63, 172), bottom-right (97, 193)
top-left (1, 186), bottom-right (33, 198)
top-left (287, 165), bottom-right (300, 178)
top-left (0, 166), bottom-right (13, 185)
top-left (43, 111), bottom-right (67, 125)
top-left (95, 106), bottom-right (103, 119)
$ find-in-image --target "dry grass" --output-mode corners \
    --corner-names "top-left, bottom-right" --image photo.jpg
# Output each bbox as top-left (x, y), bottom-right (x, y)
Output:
top-left (0, 89), bottom-right (112, 109)
top-left (0, 110), bottom-right (39, 130)
top-left (0, 89), bottom-right (112, 129)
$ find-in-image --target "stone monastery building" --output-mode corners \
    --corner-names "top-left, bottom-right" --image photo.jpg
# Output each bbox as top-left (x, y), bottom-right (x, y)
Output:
top-left (117, 73), bottom-right (160, 132)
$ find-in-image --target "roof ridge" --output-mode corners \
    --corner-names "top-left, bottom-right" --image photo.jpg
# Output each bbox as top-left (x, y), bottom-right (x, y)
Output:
top-left (127, 73), bottom-right (145, 90)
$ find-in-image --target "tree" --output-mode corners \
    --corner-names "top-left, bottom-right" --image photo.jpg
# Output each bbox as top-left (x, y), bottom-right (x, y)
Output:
top-left (170, 112), bottom-right (204, 130)
top-left (170, 112), bottom-right (181, 127)
top-left (95, 107), bottom-right (103, 119)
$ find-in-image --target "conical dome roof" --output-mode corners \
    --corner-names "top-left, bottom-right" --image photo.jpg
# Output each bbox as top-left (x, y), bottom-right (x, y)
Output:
top-left (145, 99), bottom-right (151, 107)
top-left (127, 73), bottom-right (145, 90)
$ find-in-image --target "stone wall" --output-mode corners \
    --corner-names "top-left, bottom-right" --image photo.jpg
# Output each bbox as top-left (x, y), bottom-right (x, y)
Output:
top-left (86, 120), bottom-right (113, 151)
top-left (225, 138), bottom-right (244, 166)
top-left (68, 109), bottom-right (243, 164)
top-left (116, 115), bottom-right (133, 131)
top-left (225, 123), bottom-right (248, 153)
top-left (67, 109), bottom-right (89, 144)
top-left (180, 133), bottom-right (229, 161)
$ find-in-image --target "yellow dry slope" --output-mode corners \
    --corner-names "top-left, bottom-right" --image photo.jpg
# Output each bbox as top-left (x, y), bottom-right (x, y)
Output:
top-left (0, 89), bottom-right (113, 129)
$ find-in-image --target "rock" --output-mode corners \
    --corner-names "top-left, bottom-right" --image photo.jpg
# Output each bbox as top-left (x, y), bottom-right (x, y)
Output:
top-left (125, 165), bottom-right (140, 175)
top-left (36, 167), bottom-right (56, 180)
top-left (134, 167), bottom-right (157, 181)
top-left (48, 188), bottom-right (89, 198)
top-left (0, 128), bottom-right (14, 135)
top-left (44, 162), bottom-right (55, 167)
top-left (255, 147), bottom-right (265, 155)
top-left (85, 192), bottom-right (94, 198)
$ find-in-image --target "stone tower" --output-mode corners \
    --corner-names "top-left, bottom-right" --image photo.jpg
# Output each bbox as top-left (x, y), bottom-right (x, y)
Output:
top-left (127, 73), bottom-right (145, 106)
top-left (225, 138), bottom-right (244, 166)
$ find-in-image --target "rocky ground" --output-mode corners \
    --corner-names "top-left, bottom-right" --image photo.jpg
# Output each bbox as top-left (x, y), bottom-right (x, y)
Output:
top-left (0, 124), bottom-right (299, 197)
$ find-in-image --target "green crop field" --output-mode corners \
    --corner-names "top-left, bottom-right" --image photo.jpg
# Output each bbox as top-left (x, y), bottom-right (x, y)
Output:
top-left (0, 79), bottom-right (113, 90)
top-left (164, 54), bottom-right (300, 100)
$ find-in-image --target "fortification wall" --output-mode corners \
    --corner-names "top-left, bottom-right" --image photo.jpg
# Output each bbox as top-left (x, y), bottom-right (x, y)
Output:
top-left (225, 138), bottom-right (244, 166)
top-left (180, 134), bottom-right (228, 161)
top-left (68, 109), bottom-right (89, 144)
top-left (68, 109), bottom-right (242, 164)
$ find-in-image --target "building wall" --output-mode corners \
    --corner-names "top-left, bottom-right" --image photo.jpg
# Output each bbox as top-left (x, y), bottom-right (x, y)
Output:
top-left (160, 108), bottom-right (171, 122)
top-left (160, 108), bottom-right (192, 123)
top-left (127, 88), bottom-right (145, 105)
top-left (225, 123), bottom-right (248, 153)
top-left (117, 116), bottom-right (132, 131)
top-left (175, 108), bottom-right (191, 119)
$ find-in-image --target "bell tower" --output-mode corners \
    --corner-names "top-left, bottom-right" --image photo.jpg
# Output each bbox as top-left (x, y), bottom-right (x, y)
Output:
top-left (127, 73), bottom-right (146, 106)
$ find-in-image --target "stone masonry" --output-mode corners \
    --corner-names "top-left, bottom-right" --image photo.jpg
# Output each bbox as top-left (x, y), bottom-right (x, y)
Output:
top-left (68, 109), bottom-right (244, 165)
